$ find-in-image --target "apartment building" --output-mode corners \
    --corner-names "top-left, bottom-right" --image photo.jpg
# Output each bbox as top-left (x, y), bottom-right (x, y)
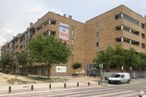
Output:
top-left (1, 5), bottom-right (146, 76)
top-left (1, 12), bottom-right (86, 76)
top-left (85, 5), bottom-right (146, 75)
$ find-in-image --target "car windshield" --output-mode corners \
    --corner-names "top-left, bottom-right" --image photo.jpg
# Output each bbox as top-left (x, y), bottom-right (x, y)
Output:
top-left (111, 74), bottom-right (121, 78)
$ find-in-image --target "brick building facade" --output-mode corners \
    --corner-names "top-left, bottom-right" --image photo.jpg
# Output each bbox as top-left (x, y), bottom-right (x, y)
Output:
top-left (1, 5), bottom-right (146, 76)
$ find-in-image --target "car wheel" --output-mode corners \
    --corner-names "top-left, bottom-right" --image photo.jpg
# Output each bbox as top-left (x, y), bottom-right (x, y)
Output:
top-left (118, 81), bottom-right (121, 84)
top-left (127, 80), bottom-right (130, 83)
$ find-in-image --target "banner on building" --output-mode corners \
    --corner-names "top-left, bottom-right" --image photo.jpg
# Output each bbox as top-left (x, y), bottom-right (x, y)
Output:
top-left (59, 23), bottom-right (69, 41)
top-left (56, 66), bottom-right (67, 73)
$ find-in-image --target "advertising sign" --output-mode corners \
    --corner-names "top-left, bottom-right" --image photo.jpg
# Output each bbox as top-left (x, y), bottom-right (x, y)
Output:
top-left (59, 23), bottom-right (69, 41)
top-left (56, 66), bottom-right (67, 73)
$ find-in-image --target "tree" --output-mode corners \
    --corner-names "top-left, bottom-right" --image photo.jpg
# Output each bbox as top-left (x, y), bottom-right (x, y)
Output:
top-left (133, 53), bottom-right (146, 71)
top-left (16, 52), bottom-right (28, 74)
top-left (112, 46), bottom-right (137, 71)
top-left (0, 53), bottom-right (14, 73)
top-left (29, 35), bottom-right (71, 78)
top-left (72, 63), bottom-right (82, 74)
top-left (94, 47), bottom-right (114, 70)
top-left (94, 46), bottom-right (142, 72)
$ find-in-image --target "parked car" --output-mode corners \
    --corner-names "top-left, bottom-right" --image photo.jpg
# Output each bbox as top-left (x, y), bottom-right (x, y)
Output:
top-left (108, 72), bottom-right (130, 84)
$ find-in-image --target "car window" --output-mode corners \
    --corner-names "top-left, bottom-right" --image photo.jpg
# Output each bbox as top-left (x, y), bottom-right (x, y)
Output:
top-left (111, 74), bottom-right (121, 78)
top-left (121, 75), bottom-right (124, 78)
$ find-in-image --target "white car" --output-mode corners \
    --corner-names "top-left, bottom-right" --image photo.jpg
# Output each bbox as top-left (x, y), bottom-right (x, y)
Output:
top-left (108, 73), bottom-right (131, 84)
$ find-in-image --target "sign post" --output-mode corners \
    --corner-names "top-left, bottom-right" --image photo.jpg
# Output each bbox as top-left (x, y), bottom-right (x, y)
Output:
top-left (99, 64), bottom-right (103, 85)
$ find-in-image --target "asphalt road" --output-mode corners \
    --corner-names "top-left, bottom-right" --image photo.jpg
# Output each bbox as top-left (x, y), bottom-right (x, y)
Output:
top-left (106, 78), bottom-right (146, 92)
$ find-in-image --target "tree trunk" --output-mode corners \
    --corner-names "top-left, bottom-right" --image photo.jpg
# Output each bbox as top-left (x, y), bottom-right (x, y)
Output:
top-left (15, 65), bottom-right (18, 79)
top-left (47, 66), bottom-right (51, 79)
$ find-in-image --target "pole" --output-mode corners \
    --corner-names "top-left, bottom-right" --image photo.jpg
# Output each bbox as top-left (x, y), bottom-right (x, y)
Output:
top-left (64, 83), bottom-right (66, 88)
top-left (49, 84), bottom-right (51, 89)
top-left (31, 85), bottom-right (33, 91)
top-left (8, 86), bottom-right (11, 93)
top-left (77, 82), bottom-right (79, 87)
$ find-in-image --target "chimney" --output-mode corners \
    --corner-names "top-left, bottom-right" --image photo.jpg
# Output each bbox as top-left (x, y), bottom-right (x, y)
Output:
top-left (68, 15), bottom-right (72, 19)
top-left (30, 22), bottom-right (33, 27)
top-left (38, 18), bottom-right (40, 21)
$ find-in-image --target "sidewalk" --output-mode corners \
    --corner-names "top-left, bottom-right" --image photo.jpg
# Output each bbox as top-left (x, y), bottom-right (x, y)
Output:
top-left (0, 81), bottom-right (100, 95)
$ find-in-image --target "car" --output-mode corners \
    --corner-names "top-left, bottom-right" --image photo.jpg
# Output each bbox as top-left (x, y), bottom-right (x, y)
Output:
top-left (108, 72), bottom-right (130, 84)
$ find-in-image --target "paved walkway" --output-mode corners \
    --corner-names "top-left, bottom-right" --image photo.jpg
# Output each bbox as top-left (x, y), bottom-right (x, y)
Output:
top-left (0, 86), bottom-right (140, 97)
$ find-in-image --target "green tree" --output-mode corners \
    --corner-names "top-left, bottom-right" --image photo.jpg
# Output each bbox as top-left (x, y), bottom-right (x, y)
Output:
top-left (0, 53), bottom-right (14, 73)
top-left (133, 53), bottom-right (146, 71)
top-left (94, 46), bottom-right (141, 72)
top-left (29, 35), bottom-right (71, 78)
top-left (72, 63), bottom-right (82, 74)
top-left (94, 47), bottom-right (114, 70)
top-left (112, 46), bottom-right (137, 71)
top-left (16, 52), bottom-right (28, 74)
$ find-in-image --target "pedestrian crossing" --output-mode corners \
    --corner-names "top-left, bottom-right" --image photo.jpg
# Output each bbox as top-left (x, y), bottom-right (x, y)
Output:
top-left (0, 86), bottom-right (139, 97)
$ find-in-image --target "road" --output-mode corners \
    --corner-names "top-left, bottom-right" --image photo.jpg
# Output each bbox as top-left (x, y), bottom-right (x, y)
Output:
top-left (0, 86), bottom-right (139, 97)
top-left (107, 78), bottom-right (146, 92)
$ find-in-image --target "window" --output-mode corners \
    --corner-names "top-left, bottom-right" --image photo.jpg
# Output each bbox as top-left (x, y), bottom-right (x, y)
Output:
top-left (123, 37), bottom-right (130, 43)
top-left (37, 25), bottom-right (43, 31)
top-left (131, 40), bottom-right (139, 46)
top-left (123, 25), bottom-right (130, 32)
top-left (141, 23), bottom-right (145, 29)
top-left (141, 33), bottom-right (145, 39)
top-left (115, 14), bottom-right (121, 19)
top-left (50, 31), bottom-right (56, 36)
top-left (44, 19), bottom-right (50, 26)
top-left (43, 30), bottom-right (56, 37)
top-left (50, 19), bottom-right (56, 25)
top-left (116, 25), bottom-right (139, 35)
top-left (115, 13), bottom-right (140, 25)
top-left (44, 19), bottom-right (56, 26)
top-left (115, 38), bottom-right (122, 42)
top-left (115, 26), bottom-right (121, 30)
top-left (20, 45), bottom-right (23, 49)
top-left (131, 29), bottom-right (139, 35)
top-left (96, 42), bottom-right (99, 47)
top-left (142, 43), bottom-right (145, 49)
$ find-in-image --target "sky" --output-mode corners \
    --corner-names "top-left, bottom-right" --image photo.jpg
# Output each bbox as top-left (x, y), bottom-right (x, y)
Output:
top-left (0, 0), bottom-right (146, 46)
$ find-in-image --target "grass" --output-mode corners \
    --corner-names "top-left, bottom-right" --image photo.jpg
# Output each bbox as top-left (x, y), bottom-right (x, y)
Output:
top-left (7, 76), bottom-right (68, 85)
top-left (7, 79), bottom-right (36, 85)
top-left (27, 76), bottom-right (68, 83)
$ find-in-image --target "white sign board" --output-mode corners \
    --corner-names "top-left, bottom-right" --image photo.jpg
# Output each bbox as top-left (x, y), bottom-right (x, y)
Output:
top-left (59, 23), bottom-right (69, 41)
top-left (56, 66), bottom-right (67, 73)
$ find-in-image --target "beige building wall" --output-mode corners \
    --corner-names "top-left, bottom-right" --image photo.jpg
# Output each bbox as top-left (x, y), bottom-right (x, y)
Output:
top-left (85, 5), bottom-right (146, 66)
top-left (1, 5), bottom-right (146, 76)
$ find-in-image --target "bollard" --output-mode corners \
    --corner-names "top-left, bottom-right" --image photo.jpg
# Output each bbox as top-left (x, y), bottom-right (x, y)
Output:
top-left (49, 84), bottom-right (51, 89)
top-left (64, 83), bottom-right (66, 88)
top-left (31, 85), bottom-right (33, 91)
top-left (77, 82), bottom-right (79, 87)
top-left (98, 81), bottom-right (100, 85)
top-left (8, 86), bottom-right (11, 93)
top-left (88, 82), bottom-right (90, 86)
